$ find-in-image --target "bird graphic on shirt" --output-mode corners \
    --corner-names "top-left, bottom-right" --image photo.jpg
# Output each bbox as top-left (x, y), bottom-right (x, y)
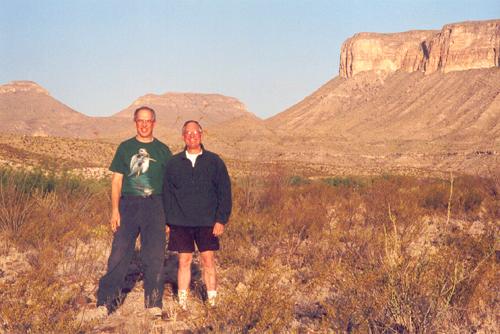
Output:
top-left (128, 148), bottom-right (156, 177)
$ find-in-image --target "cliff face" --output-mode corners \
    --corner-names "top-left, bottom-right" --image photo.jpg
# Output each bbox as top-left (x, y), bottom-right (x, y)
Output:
top-left (340, 20), bottom-right (500, 78)
top-left (339, 31), bottom-right (436, 78)
top-left (425, 20), bottom-right (500, 73)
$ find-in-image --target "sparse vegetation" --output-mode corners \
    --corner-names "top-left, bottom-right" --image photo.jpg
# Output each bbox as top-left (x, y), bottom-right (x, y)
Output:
top-left (0, 166), bottom-right (498, 333)
top-left (0, 167), bottom-right (109, 333)
top-left (199, 171), bottom-right (499, 333)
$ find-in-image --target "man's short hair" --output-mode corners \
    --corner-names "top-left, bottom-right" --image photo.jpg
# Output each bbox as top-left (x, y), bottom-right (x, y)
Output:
top-left (182, 120), bottom-right (203, 134)
top-left (134, 106), bottom-right (156, 122)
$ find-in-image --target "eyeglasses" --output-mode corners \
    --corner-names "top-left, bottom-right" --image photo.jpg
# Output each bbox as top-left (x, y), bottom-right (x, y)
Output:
top-left (183, 130), bottom-right (202, 137)
top-left (136, 119), bottom-right (154, 125)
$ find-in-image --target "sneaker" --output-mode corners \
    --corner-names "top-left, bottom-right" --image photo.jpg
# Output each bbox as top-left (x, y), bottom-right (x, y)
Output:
top-left (146, 307), bottom-right (162, 318)
top-left (77, 305), bottom-right (108, 322)
top-left (178, 297), bottom-right (188, 310)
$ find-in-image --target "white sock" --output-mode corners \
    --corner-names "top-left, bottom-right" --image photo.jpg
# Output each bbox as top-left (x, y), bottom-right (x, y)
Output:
top-left (207, 290), bottom-right (217, 299)
top-left (178, 289), bottom-right (188, 300)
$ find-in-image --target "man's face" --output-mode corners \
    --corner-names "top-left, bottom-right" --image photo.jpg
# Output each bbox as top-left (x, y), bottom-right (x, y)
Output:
top-left (135, 109), bottom-right (155, 139)
top-left (183, 122), bottom-right (202, 151)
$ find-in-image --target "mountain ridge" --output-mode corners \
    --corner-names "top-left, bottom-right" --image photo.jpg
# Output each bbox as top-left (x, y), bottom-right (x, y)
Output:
top-left (0, 81), bottom-right (256, 139)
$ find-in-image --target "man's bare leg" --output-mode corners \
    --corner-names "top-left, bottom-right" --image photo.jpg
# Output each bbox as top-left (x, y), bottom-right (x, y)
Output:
top-left (177, 252), bottom-right (192, 309)
top-left (200, 251), bottom-right (217, 305)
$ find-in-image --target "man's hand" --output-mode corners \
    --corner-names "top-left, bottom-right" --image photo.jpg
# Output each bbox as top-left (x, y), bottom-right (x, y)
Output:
top-left (110, 210), bottom-right (121, 232)
top-left (166, 225), bottom-right (170, 237)
top-left (213, 222), bottom-right (224, 237)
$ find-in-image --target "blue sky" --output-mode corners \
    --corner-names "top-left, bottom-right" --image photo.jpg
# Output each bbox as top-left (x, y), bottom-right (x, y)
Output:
top-left (1, 0), bottom-right (498, 118)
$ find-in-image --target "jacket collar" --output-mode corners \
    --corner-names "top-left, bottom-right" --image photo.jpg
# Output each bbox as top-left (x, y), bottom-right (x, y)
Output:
top-left (181, 144), bottom-right (205, 160)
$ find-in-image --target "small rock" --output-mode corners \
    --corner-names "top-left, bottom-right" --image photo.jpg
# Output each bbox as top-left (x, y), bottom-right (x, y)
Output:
top-left (236, 282), bottom-right (248, 293)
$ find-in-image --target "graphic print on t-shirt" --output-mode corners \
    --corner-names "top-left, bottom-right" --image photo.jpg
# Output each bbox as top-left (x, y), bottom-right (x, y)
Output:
top-left (129, 148), bottom-right (156, 196)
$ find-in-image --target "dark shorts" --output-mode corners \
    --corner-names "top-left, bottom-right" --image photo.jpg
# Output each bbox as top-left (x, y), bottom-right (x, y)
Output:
top-left (168, 225), bottom-right (220, 253)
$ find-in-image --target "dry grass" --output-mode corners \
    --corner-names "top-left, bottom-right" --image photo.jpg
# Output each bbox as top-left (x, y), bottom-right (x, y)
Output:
top-left (0, 167), bottom-right (110, 333)
top-left (203, 171), bottom-right (498, 333)
top-left (0, 166), bottom-right (498, 333)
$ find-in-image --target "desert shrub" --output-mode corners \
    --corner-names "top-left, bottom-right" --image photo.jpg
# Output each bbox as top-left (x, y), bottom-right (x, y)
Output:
top-left (323, 176), bottom-right (363, 188)
top-left (288, 175), bottom-right (309, 186)
top-left (221, 171), bottom-right (497, 333)
top-left (461, 190), bottom-right (483, 212)
top-left (0, 167), bottom-right (101, 238)
top-left (420, 181), bottom-right (449, 211)
top-left (417, 175), bottom-right (494, 219)
top-left (0, 260), bottom-right (92, 333)
top-left (312, 205), bottom-right (495, 333)
top-left (0, 167), bottom-right (109, 333)
top-left (0, 175), bottom-right (36, 236)
top-left (197, 259), bottom-right (295, 333)
top-left (451, 176), bottom-right (487, 218)
top-left (3, 168), bottom-right (110, 251)
top-left (232, 175), bottom-right (268, 215)
top-left (219, 216), bottom-right (266, 270)
top-left (361, 177), bottom-right (399, 227)
top-left (0, 167), bottom-right (57, 194)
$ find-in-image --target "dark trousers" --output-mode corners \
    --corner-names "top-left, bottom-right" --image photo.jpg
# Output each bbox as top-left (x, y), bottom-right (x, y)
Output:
top-left (97, 195), bottom-right (166, 309)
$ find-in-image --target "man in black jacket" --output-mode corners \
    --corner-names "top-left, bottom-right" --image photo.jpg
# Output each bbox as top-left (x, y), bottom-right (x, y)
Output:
top-left (163, 120), bottom-right (231, 309)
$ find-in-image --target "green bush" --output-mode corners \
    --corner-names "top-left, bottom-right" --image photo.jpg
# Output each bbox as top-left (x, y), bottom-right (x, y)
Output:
top-left (324, 176), bottom-right (359, 187)
top-left (288, 175), bottom-right (310, 186)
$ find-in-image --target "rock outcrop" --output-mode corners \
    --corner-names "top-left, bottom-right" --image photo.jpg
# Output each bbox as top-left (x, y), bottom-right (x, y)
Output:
top-left (340, 19), bottom-right (500, 78)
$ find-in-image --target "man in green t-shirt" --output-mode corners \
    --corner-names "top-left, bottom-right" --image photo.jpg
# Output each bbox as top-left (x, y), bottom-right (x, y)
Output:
top-left (91, 106), bottom-right (172, 319)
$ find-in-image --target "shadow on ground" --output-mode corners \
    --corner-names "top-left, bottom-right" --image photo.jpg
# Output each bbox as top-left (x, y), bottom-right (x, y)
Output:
top-left (108, 249), bottom-right (204, 313)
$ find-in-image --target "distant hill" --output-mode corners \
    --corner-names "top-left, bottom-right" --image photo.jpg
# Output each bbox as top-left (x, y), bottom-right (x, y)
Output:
top-left (110, 92), bottom-right (257, 143)
top-left (0, 81), bottom-right (257, 141)
top-left (113, 92), bottom-right (253, 128)
top-left (202, 113), bottom-right (279, 160)
top-left (0, 81), bottom-right (102, 137)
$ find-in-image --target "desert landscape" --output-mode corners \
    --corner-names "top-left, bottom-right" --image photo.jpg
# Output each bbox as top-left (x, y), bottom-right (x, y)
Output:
top-left (0, 18), bottom-right (499, 333)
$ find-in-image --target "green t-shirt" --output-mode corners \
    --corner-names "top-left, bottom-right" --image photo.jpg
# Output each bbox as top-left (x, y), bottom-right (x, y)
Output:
top-left (109, 137), bottom-right (172, 196)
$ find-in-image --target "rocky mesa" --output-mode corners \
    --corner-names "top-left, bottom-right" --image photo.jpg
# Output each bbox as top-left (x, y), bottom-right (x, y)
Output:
top-left (268, 19), bottom-right (500, 175)
top-left (340, 19), bottom-right (500, 78)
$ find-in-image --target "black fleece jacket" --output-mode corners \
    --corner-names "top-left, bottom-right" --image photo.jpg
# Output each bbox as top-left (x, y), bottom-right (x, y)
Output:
top-left (163, 149), bottom-right (232, 227)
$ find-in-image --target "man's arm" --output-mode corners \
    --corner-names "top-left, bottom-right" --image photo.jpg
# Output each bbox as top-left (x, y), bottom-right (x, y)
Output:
top-left (213, 156), bottom-right (232, 236)
top-left (110, 172), bottom-right (123, 232)
top-left (162, 161), bottom-right (173, 225)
